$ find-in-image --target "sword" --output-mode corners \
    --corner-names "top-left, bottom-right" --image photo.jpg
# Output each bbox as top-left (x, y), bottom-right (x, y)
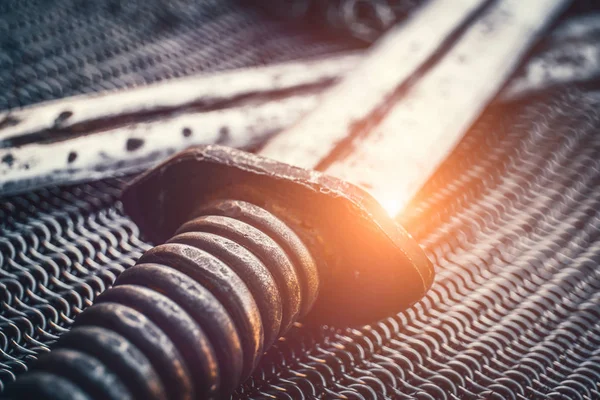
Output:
top-left (0, 1), bottom-right (591, 196)
top-left (120, 0), bottom-right (569, 382)
top-left (262, 0), bottom-right (571, 216)
top-left (3, 1), bottom-right (572, 398)
top-left (118, 0), bottom-right (569, 392)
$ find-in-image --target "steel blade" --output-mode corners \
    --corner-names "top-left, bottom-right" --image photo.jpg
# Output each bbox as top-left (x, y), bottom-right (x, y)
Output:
top-left (0, 96), bottom-right (315, 195)
top-left (263, 0), bottom-right (571, 216)
top-left (3, 9), bottom-right (598, 146)
top-left (0, 54), bottom-right (357, 147)
top-left (259, 0), bottom-right (491, 167)
top-left (1, 2), bottom-right (592, 195)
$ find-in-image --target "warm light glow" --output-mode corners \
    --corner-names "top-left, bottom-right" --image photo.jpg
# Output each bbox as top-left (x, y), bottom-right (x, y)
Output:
top-left (378, 194), bottom-right (407, 217)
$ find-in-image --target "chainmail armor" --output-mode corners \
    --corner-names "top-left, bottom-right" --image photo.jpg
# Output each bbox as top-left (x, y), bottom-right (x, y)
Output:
top-left (1, 0), bottom-right (600, 399)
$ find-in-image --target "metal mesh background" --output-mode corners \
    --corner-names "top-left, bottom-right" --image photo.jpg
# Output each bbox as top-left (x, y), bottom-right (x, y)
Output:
top-left (0, 86), bottom-right (600, 399)
top-left (2, 1), bottom-right (600, 399)
top-left (0, 0), bottom-right (362, 111)
top-left (2, 89), bottom-right (600, 399)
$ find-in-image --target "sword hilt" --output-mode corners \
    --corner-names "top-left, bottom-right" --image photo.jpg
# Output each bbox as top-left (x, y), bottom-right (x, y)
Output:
top-left (4, 146), bottom-right (432, 399)
top-left (6, 198), bottom-right (318, 399)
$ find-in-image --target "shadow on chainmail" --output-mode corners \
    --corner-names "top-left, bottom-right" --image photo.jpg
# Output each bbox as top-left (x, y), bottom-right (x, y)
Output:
top-left (2, 88), bottom-right (599, 399)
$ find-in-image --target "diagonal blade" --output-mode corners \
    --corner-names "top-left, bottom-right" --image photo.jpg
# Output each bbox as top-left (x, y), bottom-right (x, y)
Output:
top-left (0, 0), bottom-right (580, 196)
top-left (259, 0), bottom-right (491, 167)
top-left (261, 0), bottom-right (571, 216)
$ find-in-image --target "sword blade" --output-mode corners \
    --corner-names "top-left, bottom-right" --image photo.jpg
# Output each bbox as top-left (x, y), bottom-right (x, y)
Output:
top-left (259, 0), bottom-right (491, 167)
top-left (263, 0), bottom-right (571, 216)
top-left (1, 1), bottom-right (588, 196)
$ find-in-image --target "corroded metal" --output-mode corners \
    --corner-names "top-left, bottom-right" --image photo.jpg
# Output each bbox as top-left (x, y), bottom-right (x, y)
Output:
top-left (3, 145), bottom-right (433, 399)
top-left (2, 196), bottom-right (323, 399)
top-left (122, 146), bottom-right (434, 324)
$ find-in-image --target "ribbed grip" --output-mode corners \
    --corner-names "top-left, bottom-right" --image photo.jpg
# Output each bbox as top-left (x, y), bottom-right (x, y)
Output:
top-left (4, 200), bottom-right (319, 400)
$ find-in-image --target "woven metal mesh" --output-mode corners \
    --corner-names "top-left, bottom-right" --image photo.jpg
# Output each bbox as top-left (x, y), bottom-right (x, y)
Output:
top-left (2, 89), bottom-right (600, 399)
top-left (2, 0), bottom-right (600, 398)
top-left (0, 0), bottom-right (361, 111)
top-left (234, 89), bottom-right (600, 400)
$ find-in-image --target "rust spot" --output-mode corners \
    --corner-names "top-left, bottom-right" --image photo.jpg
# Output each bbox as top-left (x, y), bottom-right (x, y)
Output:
top-left (217, 127), bottom-right (230, 144)
top-left (0, 115), bottom-right (20, 130)
top-left (67, 151), bottom-right (78, 163)
top-left (126, 138), bottom-right (144, 152)
top-left (55, 111), bottom-right (73, 125)
top-left (1, 153), bottom-right (15, 167)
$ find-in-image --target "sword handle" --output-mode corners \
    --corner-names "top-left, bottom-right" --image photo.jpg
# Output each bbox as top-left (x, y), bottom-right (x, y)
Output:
top-left (4, 199), bottom-right (319, 399)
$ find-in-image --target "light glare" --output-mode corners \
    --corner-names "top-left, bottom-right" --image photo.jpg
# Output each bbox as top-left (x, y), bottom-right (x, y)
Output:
top-left (379, 195), bottom-right (406, 218)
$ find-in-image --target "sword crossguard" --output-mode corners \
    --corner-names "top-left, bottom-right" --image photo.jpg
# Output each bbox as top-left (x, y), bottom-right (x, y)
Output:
top-left (5, 145), bottom-right (433, 399)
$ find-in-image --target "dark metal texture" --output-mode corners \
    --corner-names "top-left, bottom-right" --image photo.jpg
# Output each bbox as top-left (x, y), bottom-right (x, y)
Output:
top-left (251, 0), bottom-right (424, 42)
top-left (2, 0), bottom-right (600, 399)
top-left (4, 142), bottom-right (433, 399)
top-left (2, 198), bottom-right (322, 399)
top-left (0, 0), bottom-right (362, 112)
top-left (121, 147), bottom-right (433, 325)
top-left (2, 88), bottom-right (600, 399)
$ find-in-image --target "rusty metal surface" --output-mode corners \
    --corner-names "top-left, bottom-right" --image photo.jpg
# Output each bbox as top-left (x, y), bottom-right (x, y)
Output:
top-left (121, 146), bottom-right (432, 326)
top-left (4, 1), bottom-right (561, 394)
top-left (4, 197), bottom-right (325, 399)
